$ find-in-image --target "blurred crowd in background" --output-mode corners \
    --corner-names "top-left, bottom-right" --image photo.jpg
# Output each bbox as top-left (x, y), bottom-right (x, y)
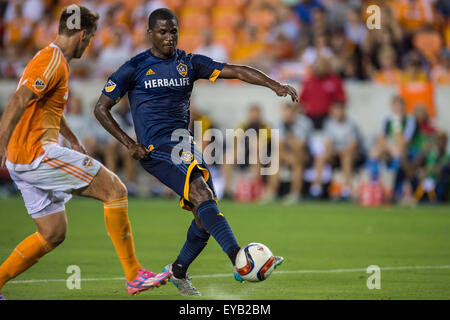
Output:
top-left (0, 0), bottom-right (449, 205)
top-left (1, 0), bottom-right (450, 83)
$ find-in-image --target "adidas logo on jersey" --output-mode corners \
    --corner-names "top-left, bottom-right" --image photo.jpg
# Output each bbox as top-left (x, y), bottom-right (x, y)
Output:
top-left (146, 68), bottom-right (155, 75)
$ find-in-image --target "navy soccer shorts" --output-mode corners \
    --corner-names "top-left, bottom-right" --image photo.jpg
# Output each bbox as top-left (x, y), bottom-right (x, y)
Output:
top-left (140, 139), bottom-right (217, 211)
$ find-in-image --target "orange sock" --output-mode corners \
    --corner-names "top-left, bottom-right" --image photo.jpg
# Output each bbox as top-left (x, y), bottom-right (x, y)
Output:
top-left (0, 232), bottom-right (54, 291)
top-left (104, 197), bottom-right (142, 282)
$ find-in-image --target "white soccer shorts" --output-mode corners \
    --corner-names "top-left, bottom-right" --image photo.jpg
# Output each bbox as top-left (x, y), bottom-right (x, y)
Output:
top-left (7, 143), bottom-right (101, 218)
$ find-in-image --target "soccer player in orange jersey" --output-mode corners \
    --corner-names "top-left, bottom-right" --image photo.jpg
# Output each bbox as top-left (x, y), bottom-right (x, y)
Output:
top-left (0, 5), bottom-right (171, 300)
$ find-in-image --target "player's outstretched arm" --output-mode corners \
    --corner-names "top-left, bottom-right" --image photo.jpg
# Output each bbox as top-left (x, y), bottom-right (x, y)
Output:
top-left (0, 86), bottom-right (36, 167)
top-left (219, 63), bottom-right (298, 102)
top-left (93, 93), bottom-right (149, 160)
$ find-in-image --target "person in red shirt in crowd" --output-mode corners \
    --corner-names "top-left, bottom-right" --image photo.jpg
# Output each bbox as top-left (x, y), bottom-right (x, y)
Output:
top-left (299, 57), bottom-right (347, 129)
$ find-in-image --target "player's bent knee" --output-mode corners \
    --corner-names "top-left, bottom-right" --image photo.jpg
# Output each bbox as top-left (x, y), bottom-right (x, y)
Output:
top-left (189, 178), bottom-right (214, 208)
top-left (39, 226), bottom-right (67, 247)
top-left (110, 174), bottom-right (128, 200)
top-left (100, 170), bottom-right (128, 202)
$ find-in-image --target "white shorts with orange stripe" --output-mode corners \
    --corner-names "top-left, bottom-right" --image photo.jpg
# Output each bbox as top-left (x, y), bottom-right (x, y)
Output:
top-left (7, 143), bottom-right (101, 218)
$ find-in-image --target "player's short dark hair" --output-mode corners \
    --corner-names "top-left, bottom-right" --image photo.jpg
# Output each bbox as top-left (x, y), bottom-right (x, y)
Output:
top-left (148, 8), bottom-right (178, 30)
top-left (58, 4), bottom-right (99, 36)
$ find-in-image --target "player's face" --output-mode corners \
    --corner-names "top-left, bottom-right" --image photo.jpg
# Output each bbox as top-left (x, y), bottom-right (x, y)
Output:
top-left (74, 29), bottom-right (95, 59)
top-left (149, 19), bottom-right (178, 58)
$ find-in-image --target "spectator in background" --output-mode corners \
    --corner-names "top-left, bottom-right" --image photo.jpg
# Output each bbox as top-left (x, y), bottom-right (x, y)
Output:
top-left (394, 0), bottom-right (434, 35)
top-left (22, 0), bottom-right (44, 23)
top-left (64, 95), bottom-right (96, 151)
top-left (310, 101), bottom-right (363, 199)
top-left (189, 103), bottom-right (217, 154)
top-left (391, 105), bottom-right (435, 203)
top-left (92, 4), bottom-right (130, 55)
top-left (132, 0), bottom-right (166, 22)
top-left (33, 10), bottom-right (58, 51)
top-left (0, 45), bottom-right (24, 79)
top-left (367, 95), bottom-right (418, 201)
top-left (268, 31), bottom-right (296, 62)
top-left (344, 7), bottom-right (366, 46)
top-left (67, 96), bottom-right (138, 195)
top-left (262, 103), bottom-right (313, 203)
top-left (310, 6), bottom-right (329, 36)
top-left (231, 23), bottom-right (266, 69)
top-left (64, 95), bottom-right (116, 174)
top-left (299, 57), bottom-right (346, 129)
top-left (222, 104), bottom-right (271, 200)
top-left (413, 26), bottom-right (443, 67)
top-left (412, 105), bottom-right (436, 153)
top-left (414, 131), bottom-right (450, 202)
top-left (300, 32), bottom-right (334, 72)
top-left (189, 104), bottom-right (225, 199)
top-left (325, 0), bottom-right (360, 29)
top-left (293, 0), bottom-right (325, 27)
top-left (4, 2), bottom-right (32, 50)
top-left (431, 49), bottom-right (450, 85)
top-left (270, 4), bottom-right (301, 43)
top-left (64, 95), bottom-right (130, 188)
top-left (96, 30), bottom-right (132, 78)
top-left (195, 28), bottom-right (229, 62)
top-left (362, 9), bottom-right (403, 77)
top-left (372, 46), bottom-right (402, 85)
top-left (329, 27), bottom-right (364, 80)
top-left (399, 51), bottom-right (435, 118)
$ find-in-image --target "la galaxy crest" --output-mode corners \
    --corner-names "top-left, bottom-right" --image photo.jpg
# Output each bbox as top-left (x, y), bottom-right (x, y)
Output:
top-left (180, 151), bottom-right (193, 163)
top-left (104, 80), bottom-right (116, 92)
top-left (176, 62), bottom-right (188, 77)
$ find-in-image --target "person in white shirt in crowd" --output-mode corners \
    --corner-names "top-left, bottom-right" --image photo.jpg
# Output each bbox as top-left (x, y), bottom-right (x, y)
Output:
top-left (96, 31), bottom-right (132, 78)
top-left (262, 103), bottom-right (314, 203)
top-left (195, 28), bottom-right (229, 63)
top-left (310, 101), bottom-right (364, 200)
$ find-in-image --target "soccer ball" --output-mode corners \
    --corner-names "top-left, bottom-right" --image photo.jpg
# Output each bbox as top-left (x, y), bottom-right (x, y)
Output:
top-left (235, 242), bottom-right (275, 282)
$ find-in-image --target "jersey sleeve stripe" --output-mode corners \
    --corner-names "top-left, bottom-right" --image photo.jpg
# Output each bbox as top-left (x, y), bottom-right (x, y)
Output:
top-left (44, 49), bottom-right (62, 81)
top-left (42, 48), bottom-right (58, 79)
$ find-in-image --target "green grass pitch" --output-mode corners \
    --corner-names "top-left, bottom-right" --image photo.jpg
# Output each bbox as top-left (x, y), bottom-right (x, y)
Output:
top-left (1, 196), bottom-right (450, 300)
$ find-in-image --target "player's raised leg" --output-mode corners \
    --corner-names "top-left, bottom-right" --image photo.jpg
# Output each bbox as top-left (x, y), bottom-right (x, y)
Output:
top-left (164, 214), bottom-right (209, 296)
top-left (74, 165), bottom-right (171, 295)
top-left (165, 174), bottom-right (240, 294)
top-left (189, 176), bottom-right (241, 265)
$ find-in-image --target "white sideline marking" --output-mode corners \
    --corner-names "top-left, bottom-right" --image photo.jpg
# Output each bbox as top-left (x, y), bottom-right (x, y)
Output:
top-left (9, 265), bottom-right (450, 284)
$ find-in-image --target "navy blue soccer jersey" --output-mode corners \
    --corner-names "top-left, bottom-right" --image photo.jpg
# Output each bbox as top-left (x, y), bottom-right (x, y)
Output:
top-left (102, 49), bottom-right (225, 149)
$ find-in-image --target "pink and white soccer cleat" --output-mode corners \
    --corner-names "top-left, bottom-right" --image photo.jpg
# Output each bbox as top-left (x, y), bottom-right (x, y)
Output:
top-left (126, 268), bottom-right (172, 296)
top-left (0, 293), bottom-right (5, 300)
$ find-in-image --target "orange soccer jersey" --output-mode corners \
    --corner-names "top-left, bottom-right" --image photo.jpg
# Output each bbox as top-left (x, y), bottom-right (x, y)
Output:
top-left (7, 43), bottom-right (69, 165)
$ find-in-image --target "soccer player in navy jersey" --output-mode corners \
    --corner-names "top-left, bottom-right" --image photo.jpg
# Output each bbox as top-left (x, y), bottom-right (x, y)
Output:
top-left (94, 8), bottom-right (298, 296)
